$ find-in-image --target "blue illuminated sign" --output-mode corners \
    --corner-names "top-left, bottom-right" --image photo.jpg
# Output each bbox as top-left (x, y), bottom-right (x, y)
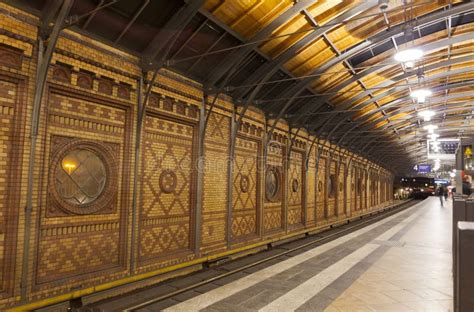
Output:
top-left (413, 164), bottom-right (431, 173)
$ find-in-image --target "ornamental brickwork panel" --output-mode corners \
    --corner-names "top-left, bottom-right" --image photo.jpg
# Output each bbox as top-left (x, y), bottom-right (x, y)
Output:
top-left (202, 112), bottom-right (230, 253)
top-left (232, 137), bottom-right (260, 242)
top-left (327, 160), bottom-right (337, 219)
top-left (306, 149), bottom-right (316, 226)
top-left (288, 150), bottom-right (304, 228)
top-left (362, 169), bottom-right (368, 210)
top-left (264, 140), bottom-right (284, 233)
top-left (350, 167), bottom-right (357, 212)
top-left (0, 78), bottom-right (25, 299)
top-left (356, 166), bottom-right (363, 211)
top-left (338, 163), bottom-right (346, 216)
top-left (138, 115), bottom-right (196, 270)
top-left (0, 4), bottom-right (397, 308)
top-left (34, 89), bottom-right (130, 295)
top-left (316, 156), bottom-right (326, 223)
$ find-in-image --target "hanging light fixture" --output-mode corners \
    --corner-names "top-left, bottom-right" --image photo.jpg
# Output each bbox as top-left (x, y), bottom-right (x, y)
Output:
top-left (418, 109), bottom-right (435, 121)
top-left (423, 124), bottom-right (438, 133)
top-left (394, 4), bottom-right (422, 69)
top-left (411, 89), bottom-right (432, 103)
top-left (394, 48), bottom-right (423, 68)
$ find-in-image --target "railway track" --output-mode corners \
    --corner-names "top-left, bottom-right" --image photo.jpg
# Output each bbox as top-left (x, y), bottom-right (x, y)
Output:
top-left (81, 200), bottom-right (418, 312)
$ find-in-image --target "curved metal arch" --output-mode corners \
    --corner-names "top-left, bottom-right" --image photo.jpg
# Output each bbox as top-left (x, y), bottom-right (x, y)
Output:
top-left (354, 87), bottom-right (474, 133)
top-left (294, 35), bottom-right (474, 125)
top-left (318, 58), bottom-right (473, 130)
top-left (320, 73), bottom-right (474, 147)
top-left (266, 3), bottom-right (474, 133)
top-left (204, 0), bottom-right (329, 87)
top-left (328, 98), bottom-right (473, 167)
top-left (296, 33), bottom-right (474, 137)
top-left (141, 0), bottom-right (206, 68)
top-left (364, 99), bottom-right (474, 134)
top-left (320, 83), bottom-right (474, 144)
top-left (309, 49), bottom-right (472, 125)
top-left (231, 1), bottom-right (377, 100)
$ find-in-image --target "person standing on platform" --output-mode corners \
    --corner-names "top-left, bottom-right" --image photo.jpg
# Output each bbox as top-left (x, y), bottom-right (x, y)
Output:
top-left (463, 176), bottom-right (472, 196)
top-left (443, 186), bottom-right (448, 201)
top-left (437, 186), bottom-right (444, 206)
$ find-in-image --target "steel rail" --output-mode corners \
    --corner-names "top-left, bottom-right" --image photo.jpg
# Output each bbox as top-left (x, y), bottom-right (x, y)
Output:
top-left (122, 200), bottom-right (416, 311)
top-left (168, 1), bottom-right (434, 66)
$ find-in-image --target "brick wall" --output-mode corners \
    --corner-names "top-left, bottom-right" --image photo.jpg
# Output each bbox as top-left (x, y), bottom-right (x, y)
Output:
top-left (0, 3), bottom-right (395, 309)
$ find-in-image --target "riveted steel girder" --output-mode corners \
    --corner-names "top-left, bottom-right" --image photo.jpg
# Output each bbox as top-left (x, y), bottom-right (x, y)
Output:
top-left (296, 33), bottom-right (474, 133)
top-left (141, 0), bottom-right (205, 69)
top-left (275, 3), bottom-right (474, 129)
top-left (204, 0), bottom-right (333, 88)
top-left (231, 1), bottom-right (377, 100)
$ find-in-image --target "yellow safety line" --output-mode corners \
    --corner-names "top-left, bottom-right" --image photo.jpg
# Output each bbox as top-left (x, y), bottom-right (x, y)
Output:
top-left (7, 201), bottom-right (404, 312)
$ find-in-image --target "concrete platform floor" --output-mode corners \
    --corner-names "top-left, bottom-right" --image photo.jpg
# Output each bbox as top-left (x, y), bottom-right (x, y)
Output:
top-left (161, 197), bottom-right (452, 312)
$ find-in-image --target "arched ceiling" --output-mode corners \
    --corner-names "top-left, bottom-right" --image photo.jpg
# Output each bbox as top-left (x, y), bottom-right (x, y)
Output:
top-left (10, 0), bottom-right (474, 174)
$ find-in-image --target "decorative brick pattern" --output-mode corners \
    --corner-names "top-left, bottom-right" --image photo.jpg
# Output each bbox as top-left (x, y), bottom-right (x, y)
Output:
top-left (264, 140), bottom-right (284, 234)
top-left (306, 148), bottom-right (316, 226)
top-left (138, 115), bottom-right (196, 270)
top-left (201, 111), bottom-right (230, 253)
top-left (0, 77), bottom-right (24, 300)
top-left (316, 156), bottom-right (326, 223)
top-left (232, 137), bottom-right (259, 242)
top-left (338, 162), bottom-right (346, 216)
top-left (33, 88), bottom-right (131, 297)
top-left (288, 150), bottom-right (304, 228)
top-left (0, 3), bottom-right (396, 308)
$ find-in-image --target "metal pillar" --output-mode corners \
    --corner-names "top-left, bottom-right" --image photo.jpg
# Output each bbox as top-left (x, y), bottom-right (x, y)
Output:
top-left (21, 0), bottom-right (73, 300)
top-left (226, 107), bottom-right (237, 248)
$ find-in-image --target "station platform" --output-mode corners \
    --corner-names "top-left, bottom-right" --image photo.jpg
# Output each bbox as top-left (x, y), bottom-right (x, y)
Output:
top-left (84, 197), bottom-right (453, 312)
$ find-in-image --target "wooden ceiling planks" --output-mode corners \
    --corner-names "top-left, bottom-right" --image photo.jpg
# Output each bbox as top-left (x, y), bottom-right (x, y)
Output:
top-left (203, 0), bottom-right (293, 39)
top-left (284, 38), bottom-right (335, 77)
top-left (201, 0), bottom-right (472, 156)
top-left (310, 63), bottom-right (352, 92)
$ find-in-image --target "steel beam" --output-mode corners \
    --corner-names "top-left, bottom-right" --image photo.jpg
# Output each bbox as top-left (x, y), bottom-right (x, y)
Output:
top-left (319, 65), bottom-right (474, 145)
top-left (141, 0), bottom-right (205, 69)
top-left (231, 1), bottom-right (377, 100)
top-left (204, 0), bottom-right (326, 87)
top-left (313, 83), bottom-right (474, 150)
top-left (312, 49), bottom-right (473, 133)
top-left (114, 0), bottom-right (150, 44)
top-left (82, 0), bottom-right (104, 29)
top-left (285, 4), bottom-right (474, 126)
top-left (22, 0), bottom-right (73, 300)
top-left (293, 33), bottom-right (474, 132)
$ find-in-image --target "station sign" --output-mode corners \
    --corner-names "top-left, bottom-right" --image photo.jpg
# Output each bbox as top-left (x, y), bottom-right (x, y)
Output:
top-left (413, 164), bottom-right (431, 173)
top-left (434, 179), bottom-right (448, 185)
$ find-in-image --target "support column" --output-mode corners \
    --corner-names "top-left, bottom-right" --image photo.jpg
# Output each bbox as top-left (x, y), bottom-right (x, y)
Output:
top-left (456, 221), bottom-right (474, 311)
top-left (226, 106), bottom-right (236, 248)
top-left (194, 94), bottom-right (207, 254)
top-left (21, 0), bottom-right (73, 300)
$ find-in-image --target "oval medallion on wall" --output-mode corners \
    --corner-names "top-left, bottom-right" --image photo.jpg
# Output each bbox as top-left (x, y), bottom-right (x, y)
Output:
top-left (328, 174), bottom-right (336, 198)
top-left (240, 175), bottom-right (250, 193)
top-left (265, 167), bottom-right (280, 202)
top-left (292, 178), bottom-right (299, 192)
top-left (159, 169), bottom-right (177, 194)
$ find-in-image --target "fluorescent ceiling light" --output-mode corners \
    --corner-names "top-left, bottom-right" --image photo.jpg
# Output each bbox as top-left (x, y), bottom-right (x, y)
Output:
top-left (411, 89), bottom-right (432, 103)
top-left (418, 110), bottom-right (435, 121)
top-left (428, 133), bottom-right (439, 140)
top-left (394, 48), bottom-right (424, 63)
top-left (411, 89), bottom-right (432, 98)
top-left (424, 124), bottom-right (438, 133)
